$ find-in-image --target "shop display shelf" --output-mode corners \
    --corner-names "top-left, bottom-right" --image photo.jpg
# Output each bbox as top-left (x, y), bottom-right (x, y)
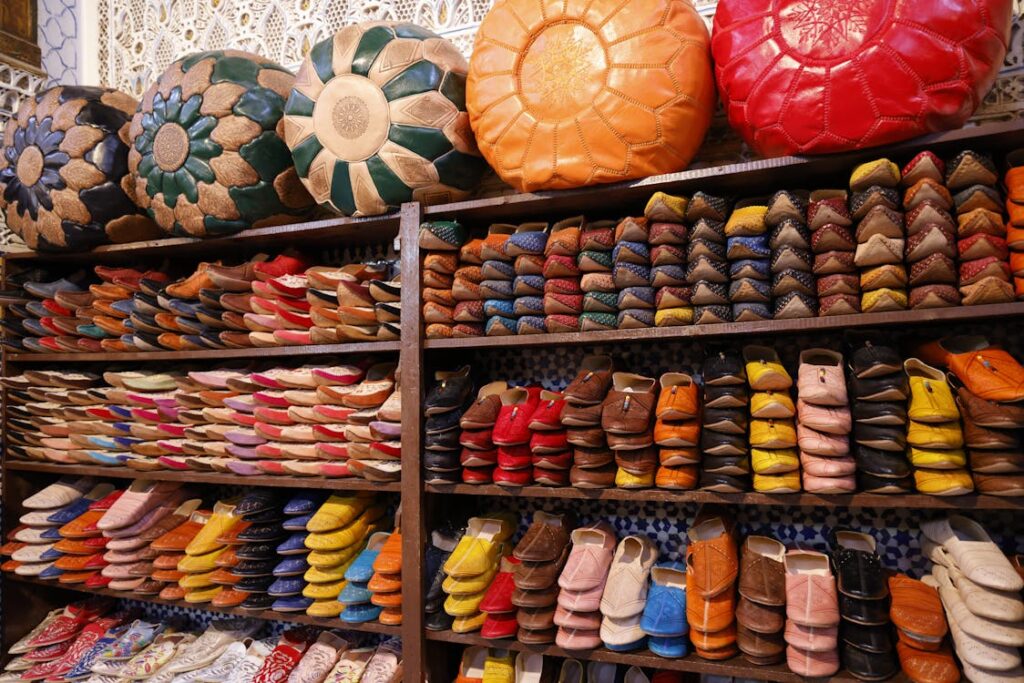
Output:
top-left (423, 483), bottom-right (1024, 510)
top-left (2, 213), bottom-right (401, 263)
top-left (423, 302), bottom-right (1024, 351)
top-left (4, 461), bottom-right (401, 491)
top-left (425, 630), bottom-right (903, 682)
top-left (3, 340), bottom-right (401, 364)
top-left (6, 575), bottom-right (402, 635)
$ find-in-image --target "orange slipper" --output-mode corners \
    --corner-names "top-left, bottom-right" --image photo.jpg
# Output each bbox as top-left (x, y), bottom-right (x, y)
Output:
top-left (371, 531), bottom-right (403, 574)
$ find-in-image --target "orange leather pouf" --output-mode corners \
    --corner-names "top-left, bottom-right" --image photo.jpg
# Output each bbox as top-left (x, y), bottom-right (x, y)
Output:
top-left (467, 0), bottom-right (715, 193)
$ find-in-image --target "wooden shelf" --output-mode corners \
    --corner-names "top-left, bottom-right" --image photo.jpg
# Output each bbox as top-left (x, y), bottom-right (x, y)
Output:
top-left (4, 340), bottom-right (400, 363)
top-left (5, 575), bottom-right (401, 635)
top-left (423, 483), bottom-right (1024, 509)
top-left (424, 631), bottom-right (902, 682)
top-left (3, 213), bottom-right (400, 263)
top-left (5, 461), bottom-right (401, 492)
top-left (424, 302), bottom-right (1024, 351)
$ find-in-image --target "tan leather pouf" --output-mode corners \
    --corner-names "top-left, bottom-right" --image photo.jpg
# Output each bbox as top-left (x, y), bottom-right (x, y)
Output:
top-left (467, 0), bottom-right (715, 192)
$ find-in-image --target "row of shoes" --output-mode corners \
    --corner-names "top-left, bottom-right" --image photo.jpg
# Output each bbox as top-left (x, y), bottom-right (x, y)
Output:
top-left (453, 649), bottom-right (684, 683)
top-left (419, 149), bottom-right (1024, 339)
top-left (425, 506), bottom-right (1015, 681)
top-left (1, 478), bottom-right (400, 622)
top-left (2, 252), bottom-right (402, 353)
top-left (3, 361), bottom-right (402, 481)
top-left (3, 607), bottom-right (402, 683)
top-left (421, 332), bottom-right (1024, 495)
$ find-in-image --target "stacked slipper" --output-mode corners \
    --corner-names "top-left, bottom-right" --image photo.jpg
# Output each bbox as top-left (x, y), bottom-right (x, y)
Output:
top-left (492, 385), bottom-right (543, 486)
top-left (904, 358), bottom-right (972, 496)
top-left (543, 216), bottom-right (586, 333)
top-left (782, 548), bottom-right (840, 677)
top-left (458, 380), bottom-right (507, 485)
top-left (947, 150), bottom-right (1014, 306)
top-left (901, 152), bottom-right (961, 309)
top-left (644, 192), bottom-right (693, 327)
top-left (512, 512), bottom-right (574, 645)
top-left (423, 365), bottom-right (474, 484)
top-left (725, 198), bottom-right (772, 322)
top-left (652, 372), bottom-right (700, 490)
top-left (888, 573), bottom-right (960, 683)
top-left (149, 499), bottom-right (211, 599)
top-left (745, 346), bottom-right (798, 493)
top-left (808, 188), bottom-right (859, 316)
top-left (700, 349), bottom-right (749, 493)
top-left (796, 349), bottom-right (851, 494)
top-left (368, 530), bottom-right (404, 625)
top-left (478, 553), bottom-right (520, 639)
top-left (603, 372), bottom-right (657, 488)
top-left (171, 494), bottom-right (240, 605)
top-left (612, 215), bottom-right (655, 330)
top-left (845, 332), bottom-right (913, 493)
top-left (275, 492), bottom-right (324, 615)
top-left (768, 190), bottom-right (817, 319)
top-left (686, 509), bottom-right (739, 660)
top-left (490, 221), bottom-right (551, 335)
top-left (736, 536), bottom-right (786, 665)
top-left (577, 219), bottom-right (617, 332)
top-left (850, 158), bottom-right (908, 313)
top-left (599, 532), bottom-right (657, 653)
top-left (48, 485), bottom-right (121, 586)
top-left (638, 560), bottom-right (689, 658)
top-left (1004, 150), bottom-right (1024, 300)
top-left (564, 355), bottom-right (615, 489)
top-left (442, 513), bottom-right (517, 634)
top-left (0, 598), bottom-right (117, 676)
top-left (420, 220), bottom-right (473, 339)
top-left (526, 389), bottom-right (570, 486)
top-left (686, 192), bottom-right (733, 325)
top-left (425, 522), bottom-right (466, 632)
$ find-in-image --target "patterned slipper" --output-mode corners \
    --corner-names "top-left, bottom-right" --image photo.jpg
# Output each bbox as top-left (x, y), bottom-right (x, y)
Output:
top-left (686, 256), bottom-right (729, 284)
top-left (545, 315), bottom-right (580, 333)
top-left (649, 222), bottom-right (689, 245)
top-left (860, 264), bottom-right (907, 291)
top-left (481, 260), bottom-right (515, 281)
top-left (730, 259), bottom-right (770, 281)
top-left (693, 305), bottom-right (732, 325)
top-left (725, 203), bottom-right (769, 237)
top-left (769, 219), bottom-right (811, 250)
top-left (618, 287), bottom-right (656, 310)
top-left (651, 244), bottom-right (686, 266)
top-left (645, 192), bottom-right (688, 222)
top-left (654, 307), bottom-right (694, 327)
top-left (901, 151), bottom-right (944, 187)
top-left (512, 296), bottom-right (544, 318)
top-left (612, 241), bottom-right (650, 265)
top-left (726, 235), bottom-right (770, 260)
top-left (733, 303), bottom-right (772, 322)
top-left (479, 280), bottom-right (514, 299)
top-left (516, 316), bottom-right (547, 335)
top-left (577, 250), bottom-right (613, 272)
top-left (580, 221), bottom-right (615, 250)
top-left (818, 294), bottom-right (860, 316)
top-left (812, 251), bottom-right (856, 275)
top-left (579, 313), bottom-right (617, 332)
top-left (514, 254), bottom-right (545, 276)
top-left (485, 316), bottom-right (517, 336)
top-left (418, 221), bottom-right (466, 251)
top-left (854, 235), bottom-right (904, 267)
top-left (954, 184), bottom-right (1002, 215)
top-left (771, 246), bottom-right (813, 273)
top-left (480, 224), bottom-right (516, 261)
top-left (906, 201), bottom-right (954, 234)
top-left (958, 208), bottom-right (1005, 238)
top-left (958, 234), bottom-right (1008, 261)
top-left (904, 177), bottom-right (953, 211)
top-left (691, 282), bottom-right (729, 306)
top-left (960, 276), bottom-right (1015, 306)
top-left (766, 190), bottom-right (807, 226)
top-left (617, 309), bottom-right (653, 329)
top-left (807, 191), bottom-right (851, 229)
top-left (729, 279), bottom-right (770, 304)
top-left (614, 217), bottom-right (648, 242)
top-left (850, 158), bottom-right (900, 191)
top-left (773, 292), bottom-right (817, 319)
top-left (543, 293), bottom-right (583, 315)
top-left (960, 256), bottom-right (1011, 285)
top-left (651, 264), bottom-right (687, 288)
top-left (815, 274), bottom-right (860, 297)
top-left (544, 278), bottom-right (582, 295)
top-left (505, 223), bottom-right (550, 257)
top-left (909, 285), bottom-right (960, 309)
top-left (459, 238), bottom-right (486, 265)
top-left (424, 270), bottom-right (454, 290)
top-left (454, 301), bottom-right (485, 323)
top-left (909, 253), bottom-right (957, 286)
top-left (544, 216), bottom-right (584, 256)
top-left (686, 192), bottom-right (729, 223)
top-left (583, 292), bottom-right (618, 313)
top-left (655, 286), bottom-right (692, 309)
top-left (424, 324), bottom-right (454, 339)
top-left (850, 186), bottom-right (899, 219)
top-left (861, 288), bottom-right (908, 312)
top-left (945, 150), bottom-right (997, 190)
top-left (581, 273), bottom-right (616, 293)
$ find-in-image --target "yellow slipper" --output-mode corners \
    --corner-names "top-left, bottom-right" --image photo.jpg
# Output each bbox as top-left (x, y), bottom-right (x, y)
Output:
top-left (905, 359), bottom-right (959, 423)
top-left (654, 308), bottom-right (694, 327)
top-left (176, 547), bottom-right (225, 573)
top-left (725, 204), bottom-right (768, 237)
top-left (443, 512), bottom-right (517, 579)
top-left (615, 467), bottom-right (654, 489)
top-left (303, 579), bottom-right (346, 600)
top-left (305, 506), bottom-right (386, 551)
top-left (179, 569), bottom-right (217, 589)
top-left (751, 447), bottom-right (800, 474)
top-left (744, 345), bottom-right (792, 391)
top-left (850, 158), bottom-right (900, 192)
top-left (750, 391), bottom-right (795, 418)
top-left (306, 599), bottom-right (345, 618)
top-left (907, 421), bottom-right (964, 449)
top-left (481, 650), bottom-right (516, 683)
top-left (914, 468), bottom-right (975, 496)
top-left (183, 585), bottom-right (222, 603)
top-left (451, 611), bottom-right (486, 633)
top-left (753, 471), bottom-right (802, 493)
top-left (445, 589), bottom-right (487, 617)
top-left (185, 499), bottom-right (240, 556)
top-left (908, 446), bottom-right (967, 470)
top-left (305, 552), bottom-right (359, 583)
top-left (645, 192), bottom-right (688, 222)
top-left (443, 566), bottom-right (498, 596)
top-left (306, 493), bottom-right (375, 533)
top-left (307, 542), bottom-right (362, 569)
top-left (750, 418), bottom-right (797, 449)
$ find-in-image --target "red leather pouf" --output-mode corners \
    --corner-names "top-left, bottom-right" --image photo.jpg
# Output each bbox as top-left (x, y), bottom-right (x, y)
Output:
top-left (711, 0), bottom-right (1013, 156)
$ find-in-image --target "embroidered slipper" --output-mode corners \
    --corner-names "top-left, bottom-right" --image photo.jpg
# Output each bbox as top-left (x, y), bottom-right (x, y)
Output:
top-left (818, 294), bottom-right (860, 316)
top-left (910, 285), bottom-right (961, 309)
top-left (773, 292), bottom-right (818, 319)
top-left (816, 273), bottom-right (860, 297)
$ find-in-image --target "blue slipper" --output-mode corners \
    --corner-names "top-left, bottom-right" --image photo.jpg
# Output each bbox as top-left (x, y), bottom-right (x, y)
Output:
top-left (277, 532), bottom-right (310, 555)
top-left (111, 299), bottom-right (135, 316)
top-left (338, 580), bottom-right (373, 605)
top-left (109, 406), bottom-right (132, 419)
top-left (111, 422), bottom-right (134, 435)
top-left (86, 436), bottom-right (120, 450)
top-left (46, 497), bottom-right (94, 525)
top-left (284, 492), bottom-right (327, 516)
top-left (338, 602), bottom-right (382, 623)
top-left (84, 450), bottom-right (129, 466)
top-left (273, 556), bottom-right (309, 577)
top-left (481, 260), bottom-right (516, 281)
top-left (345, 533), bottom-right (390, 583)
top-left (268, 576), bottom-right (305, 597)
top-left (283, 513), bottom-right (313, 531)
top-left (164, 298), bottom-right (202, 317)
top-left (604, 637), bottom-right (646, 652)
top-left (648, 635), bottom-right (688, 658)
top-left (39, 564), bottom-right (64, 580)
top-left (640, 562), bottom-right (688, 638)
top-left (482, 299), bottom-right (515, 318)
top-left (41, 527), bottom-right (62, 541)
top-left (113, 436), bottom-right (141, 449)
top-left (272, 596), bottom-right (313, 612)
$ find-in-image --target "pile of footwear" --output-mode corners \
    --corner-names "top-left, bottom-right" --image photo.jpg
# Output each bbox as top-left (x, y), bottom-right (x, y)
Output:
top-left (420, 149), bottom-right (1020, 339)
top-left (922, 515), bottom-right (1024, 681)
top-left (511, 512), bottom-right (574, 645)
top-left (685, 511), bottom-right (740, 661)
top-left (743, 346), bottom-right (798, 492)
top-left (2, 253), bottom-right (401, 353)
top-left (735, 536), bottom-right (786, 665)
top-left (1005, 154), bottom-right (1024, 298)
top-left (702, 352), bottom-right (749, 492)
top-left (888, 573), bottom-right (960, 683)
top-left (439, 513), bottom-right (517, 633)
top-left (4, 361), bottom-right (401, 481)
top-left (453, 648), bottom-right (683, 683)
top-left (2, 609), bottom-right (403, 683)
top-left (796, 349), bottom-right (852, 493)
top-left (1, 482), bottom-right (398, 621)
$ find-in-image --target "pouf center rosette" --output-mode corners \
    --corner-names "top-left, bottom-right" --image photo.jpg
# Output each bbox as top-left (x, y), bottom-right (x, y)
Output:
top-left (283, 22), bottom-right (487, 217)
top-left (126, 49), bottom-right (315, 237)
top-left (712, 0), bottom-right (1013, 156)
top-left (0, 86), bottom-right (161, 251)
top-left (467, 0), bottom-right (715, 193)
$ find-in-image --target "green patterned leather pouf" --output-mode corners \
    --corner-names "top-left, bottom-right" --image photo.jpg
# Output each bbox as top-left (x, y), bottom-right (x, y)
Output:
top-left (283, 21), bottom-right (487, 217)
top-left (126, 50), bottom-right (315, 237)
top-left (0, 86), bottom-right (160, 251)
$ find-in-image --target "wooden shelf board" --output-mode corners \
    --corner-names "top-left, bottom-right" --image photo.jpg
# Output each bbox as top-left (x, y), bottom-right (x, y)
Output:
top-left (5, 340), bottom-right (400, 363)
top-left (5, 575), bottom-right (401, 635)
top-left (424, 484), bottom-right (1024, 509)
top-left (423, 303), bottom-right (1024, 351)
top-left (424, 631), bottom-right (900, 682)
top-left (3, 213), bottom-right (400, 263)
top-left (422, 120), bottom-right (1024, 224)
top-left (5, 461), bottom-right (401, 492)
